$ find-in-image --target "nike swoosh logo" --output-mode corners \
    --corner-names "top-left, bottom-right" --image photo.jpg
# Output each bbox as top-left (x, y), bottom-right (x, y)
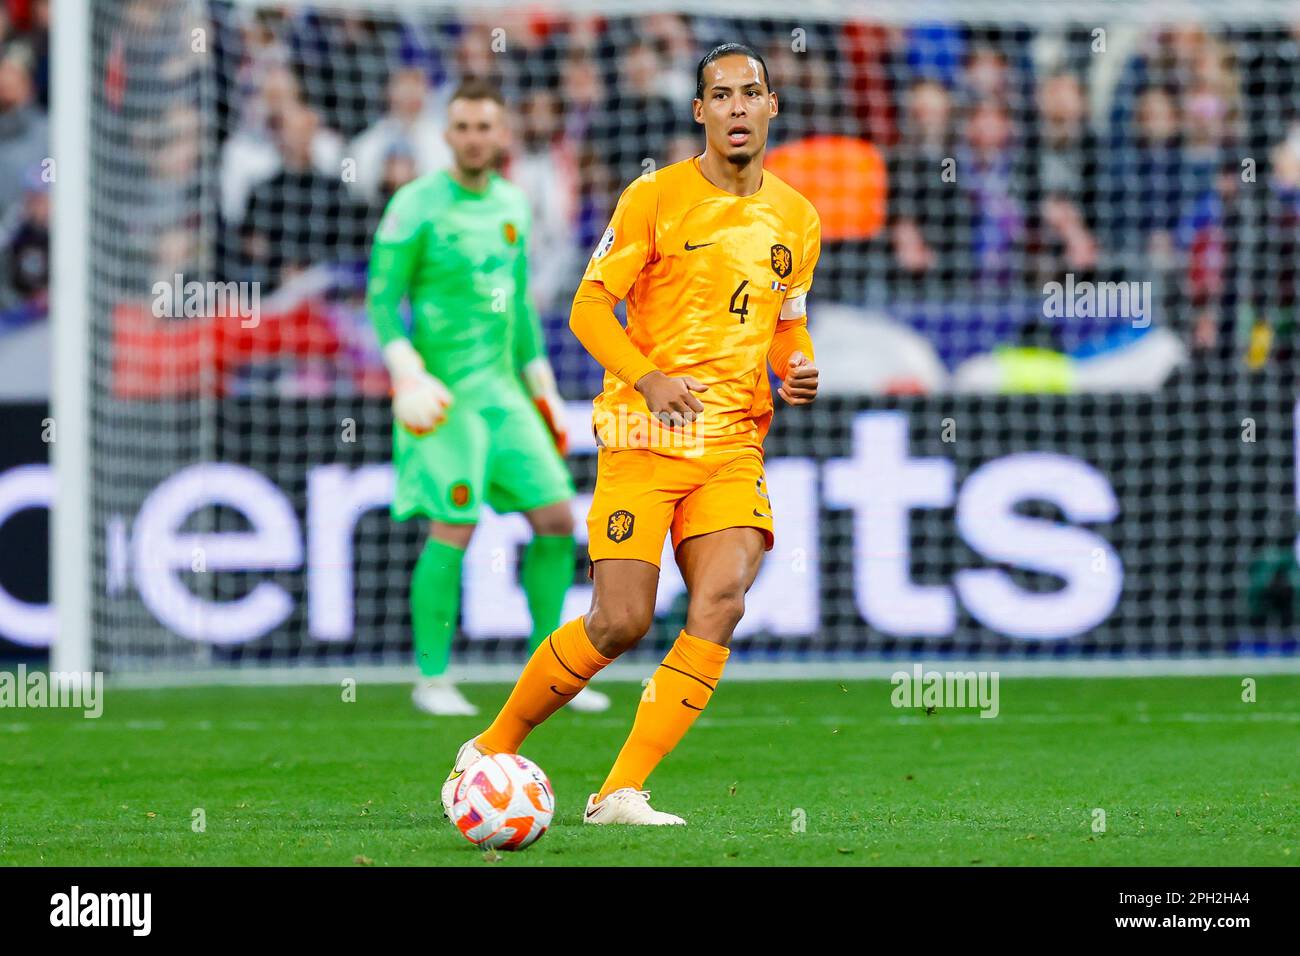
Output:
top-left (684, 241), bottom-right (714, 251)
top-left (681, 698), bottom-right (704, 711)
top-left (753, 509), bottom-right (773, 518)
top-left (550, 684), bottom-right (576, 697)
top-left (585, 804), bottom-right (601, 819)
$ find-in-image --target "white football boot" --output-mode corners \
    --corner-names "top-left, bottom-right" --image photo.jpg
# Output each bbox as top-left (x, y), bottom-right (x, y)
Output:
top-left (412, 677), bottom-right (478, 717)
top-left (440, 737), bottom-right (485, 817)
top-left (583, 789), bottom-right (685, 826)
top-left (567, 686), bottom-right (612, 713)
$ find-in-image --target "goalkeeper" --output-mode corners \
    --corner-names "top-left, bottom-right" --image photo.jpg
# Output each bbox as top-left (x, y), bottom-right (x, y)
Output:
top-left (366, 80), bottom-right (609, 716)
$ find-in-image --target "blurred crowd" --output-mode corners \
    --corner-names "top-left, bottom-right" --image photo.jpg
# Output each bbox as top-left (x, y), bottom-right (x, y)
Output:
top-left (0, 0), bottom-right (49, 317)
top-left (6, 3), bottom-right (1300, 398)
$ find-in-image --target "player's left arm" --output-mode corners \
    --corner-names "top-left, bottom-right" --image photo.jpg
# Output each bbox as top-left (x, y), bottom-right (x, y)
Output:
top-left (769, 214), bottom-right (821, 406)
top-left (511, 232), bottom-right (569, 455)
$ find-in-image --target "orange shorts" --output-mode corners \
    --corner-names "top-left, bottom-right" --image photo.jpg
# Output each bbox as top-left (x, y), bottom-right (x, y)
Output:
top-left (586, 446), bottom-right (775, 568)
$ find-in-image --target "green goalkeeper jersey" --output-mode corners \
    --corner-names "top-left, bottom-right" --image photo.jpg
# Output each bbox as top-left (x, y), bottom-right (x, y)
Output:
top-left (366, 169), bottom-right (545, 390)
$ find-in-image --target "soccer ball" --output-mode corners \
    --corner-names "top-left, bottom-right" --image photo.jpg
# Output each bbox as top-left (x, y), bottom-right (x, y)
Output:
top-left (449, 753), bottom-right (555, 851)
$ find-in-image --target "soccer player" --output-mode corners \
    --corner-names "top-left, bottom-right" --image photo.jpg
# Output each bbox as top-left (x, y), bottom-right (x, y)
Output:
top-left (367, 80), bottom-right (610, 716)
top-left (441, 44), bottom-right (820, 822)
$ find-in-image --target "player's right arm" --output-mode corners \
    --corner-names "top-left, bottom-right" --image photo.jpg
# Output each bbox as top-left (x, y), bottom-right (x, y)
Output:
top-left (569, 178), bottom-right (707, 428)
top-left (366, 186), bottom-right (452, 435)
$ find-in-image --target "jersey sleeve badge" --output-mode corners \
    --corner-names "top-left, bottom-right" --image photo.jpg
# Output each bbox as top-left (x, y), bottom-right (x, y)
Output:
top-left (770, 243), bottom-right (793, 279)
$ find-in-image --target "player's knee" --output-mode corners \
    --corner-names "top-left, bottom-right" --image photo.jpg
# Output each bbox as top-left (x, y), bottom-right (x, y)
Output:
top-left (585, 603), bottom-right (653, 657)
top-left (529, 506), bottom-right (574, 537)
top-left (692, 587), bottom-right (746, 637)
top-left (429, 521), bottom-right (474, 549)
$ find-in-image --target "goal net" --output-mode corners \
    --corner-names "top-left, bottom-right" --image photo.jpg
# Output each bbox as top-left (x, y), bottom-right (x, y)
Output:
top-left (65, 0), bottom-right (1300, 678)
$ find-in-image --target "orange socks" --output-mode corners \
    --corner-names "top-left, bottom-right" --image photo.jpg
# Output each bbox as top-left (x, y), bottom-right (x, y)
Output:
top-left (476, 622), bottom-right (730, 801)
top-left (476, 616), bottom-right (612, 755)
top-left (598, 631), bottom-right (729, 799)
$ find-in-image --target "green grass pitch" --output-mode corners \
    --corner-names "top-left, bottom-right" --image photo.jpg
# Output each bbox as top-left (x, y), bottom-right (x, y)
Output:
top-left (2, 675), bottom-right (1297, 866)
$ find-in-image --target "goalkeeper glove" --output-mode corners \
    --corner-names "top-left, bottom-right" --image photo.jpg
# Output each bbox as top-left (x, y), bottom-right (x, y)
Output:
top-left (383, 339), bottom-right (452, 435)
top-left (521, 357), bottom-right (569, 455)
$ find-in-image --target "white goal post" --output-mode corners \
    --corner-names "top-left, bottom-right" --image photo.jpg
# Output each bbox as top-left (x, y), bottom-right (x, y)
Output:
top-left (50, 0), bottom-right (94, 676)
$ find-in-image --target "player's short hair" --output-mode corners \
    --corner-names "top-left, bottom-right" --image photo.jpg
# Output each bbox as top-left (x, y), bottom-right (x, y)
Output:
top-left (449, 78), bottom-right (505, 107)
top-left (695, 42), bottom-right (771, 100)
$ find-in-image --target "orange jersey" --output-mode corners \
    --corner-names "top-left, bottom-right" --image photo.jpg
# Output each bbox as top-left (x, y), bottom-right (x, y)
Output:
top-left (582, 156), bottom-right (821, 456)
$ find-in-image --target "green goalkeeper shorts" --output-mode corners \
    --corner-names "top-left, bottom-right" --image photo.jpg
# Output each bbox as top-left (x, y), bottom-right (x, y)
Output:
top-left (391, 381), bottom-right (575, 524)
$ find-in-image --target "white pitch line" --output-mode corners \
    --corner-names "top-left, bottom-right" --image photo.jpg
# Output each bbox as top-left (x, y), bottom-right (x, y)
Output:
top-left (103, 656), bottom-right (1300, 690)
top-left (55, 710), bottom-right (1300, 733)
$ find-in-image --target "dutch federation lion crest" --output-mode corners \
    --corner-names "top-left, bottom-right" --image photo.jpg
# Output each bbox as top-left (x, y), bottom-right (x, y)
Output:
top-left (607, 510), bottom-right (635, 543)
top-left (770, 243), bottom-right (793, 279)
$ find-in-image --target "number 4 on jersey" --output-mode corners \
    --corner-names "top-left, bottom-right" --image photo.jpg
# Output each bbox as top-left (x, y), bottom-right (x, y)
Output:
top-left (729, 280), bottom-right (750, 323)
